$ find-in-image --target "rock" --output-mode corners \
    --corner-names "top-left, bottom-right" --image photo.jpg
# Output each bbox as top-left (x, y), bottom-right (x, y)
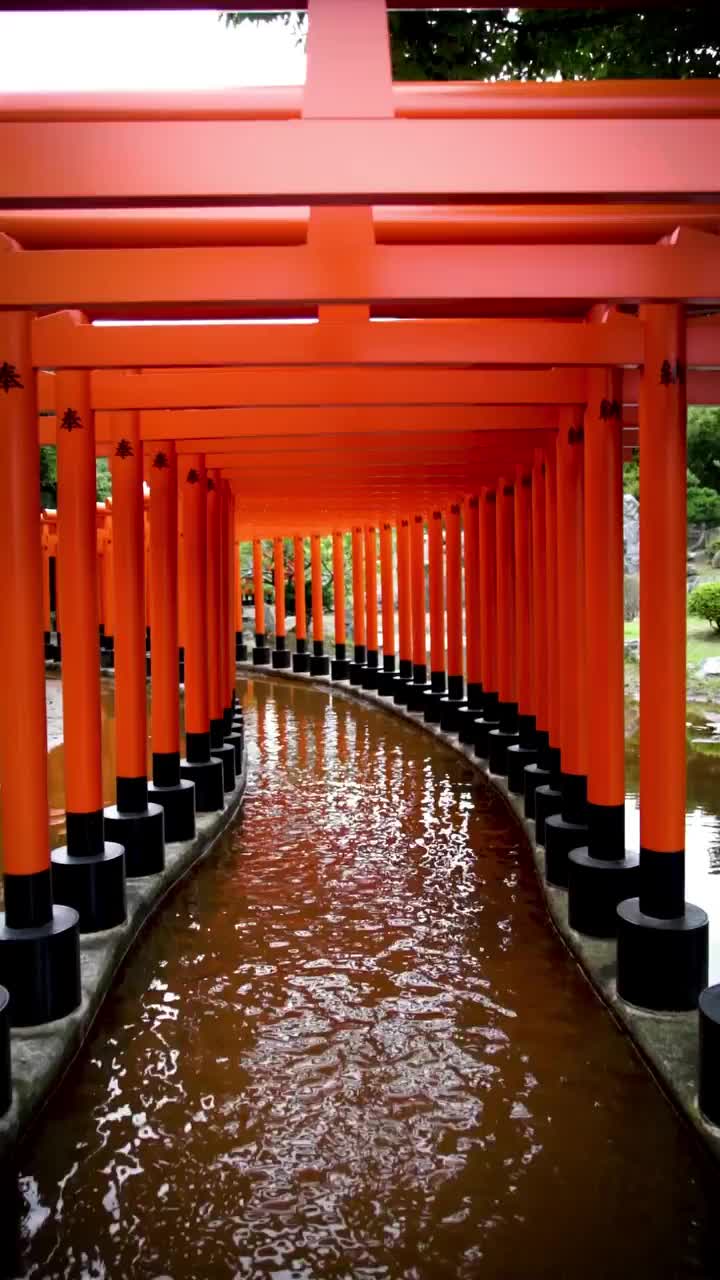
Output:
top-left (623, 494), bottom-right (639, 575)
top-left (712, 551), bottom-right (720, 570)
top-left (624, 638), bottom-right (640, 662)
top-left (242, 603), bottom-right (275, 634)
top-left (699, 658), bottom-right (720, 679)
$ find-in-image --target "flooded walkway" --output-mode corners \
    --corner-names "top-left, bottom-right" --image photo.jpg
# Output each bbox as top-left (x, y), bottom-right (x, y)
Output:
top-left (11, 677), bottom-right (720, 1279)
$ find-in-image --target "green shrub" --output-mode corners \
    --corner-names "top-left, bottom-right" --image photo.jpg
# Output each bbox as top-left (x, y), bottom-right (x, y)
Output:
top-left (687, 476), bottom-right (720, 525)
top-left (688, 582), bottom-right (720, 632)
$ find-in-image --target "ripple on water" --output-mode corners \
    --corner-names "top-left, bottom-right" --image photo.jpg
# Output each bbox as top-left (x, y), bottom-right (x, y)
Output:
top-left (11, 678), bottom-right (720, 1280)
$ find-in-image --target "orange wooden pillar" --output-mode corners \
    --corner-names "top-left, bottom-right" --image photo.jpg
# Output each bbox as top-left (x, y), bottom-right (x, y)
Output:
top-left (40, 515), bottom-right (52, 657)
top-left (488, 478), bottom-right (519, 775)
top-left (392, 517), bottom-right (413, 703)
top-left (52, 369), bottom-right (126, 931)
top-left (506, 470), bottom-right (539, 794)
top-left (441, 502), bottom-right (465, 732)
top-left (145, 442), bottom-right (196, 842)
top-left (378, 521), bottom-right (396, 695)
top-left (424, 509), bottom-right (446, 721)
top-left (349, 525), bottom-right (366, 685)
top-left (0, 311), bottom-right (81, 1029)
top-left (541, 415), bottom-right (590, 883)
top-left (523, 450), bottom-right (555, 819)
top-left (361, 525), bottom-right (380, 689)
top-left (310, 533), bottom-right (329, 675)
top-left (474, 488), bottom-right (500, 758)
top-left (407, 514), bottom-right (430, 712)
top-left (457, 495), bottom-right (482, 743)
top-left (224, 486), bottom-right (244, 757)
top-left (207, 472), bottom-right (236, 792)
top-left (271, 537), bottom-right (291, 669)
top-left (234, 523), bottom-right (247, 663)
top-left (292, 536), bottom-right (310, 673)
top-left (100, 502), bottom-right (115, 670)
top-left (177, 453), bottom-right (225, 812)
top-left (331, 530), bottom-right (350, 680)
top-left (567, 371), bottom-right (639, 936)
top-left (617, 305), bottom-right (708, 1012)
top-left (102, 411), bottom-right (165, 876)
top-left (252, 538), bottom-right (270, 665)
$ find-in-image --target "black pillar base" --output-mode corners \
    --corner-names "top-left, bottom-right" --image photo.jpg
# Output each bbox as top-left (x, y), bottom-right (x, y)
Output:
top-left (100, 650), bottom-right (114, 671)
top-left (544, 815), bottom-right (590, 888)
top-left (310, 654), bottom-right (330, 676)
top-left (523, 763), bottom-right (551, 819)
top-left (179, 757), bottom-right (225, 813)
top-left (360, 664), bottom-right (379, 690)
top-left (407, 681), bottom-right (431, 713)
top-left (224, 731), bottom-right (244, 773)
top-left (376, 669), bottom-right (396, 696)
top-left (0, 905), bottom-right (81, 1028)
top-left (51, 842), bottom-right (127, 934)
top-left (439, 696), bottom-right (466, 735)
top-left (348, 662), bottom-right (364, 685)
top-left (567, 848), bottom-right (641, 937)
top-left (235, 633), bottom-right (248, 662)
top-left (423, 688), bottom-right (443, 723)
top-left (293, 650), bottom-right (311, 673)
top-left (699, 986), bottom-right (720, 1126)
top-left (534, 784), bottom-right (562, 846)
top-left (147, 780), bottom-right (196, 843)
top-left (507, 744), bottom-right (538, 796)
top-left (456, 706), bottom-right (479, 745)
top-left (272, 648), bottom-right (291, 669)
top-left (253, 646), bottom-right (271, 666)
top-left (391, 674), bottom-right (411, 705)
top-left (103, 804), bottom-right (165, 878)
top-left (331, 657), bottom-right (350, 681)
top-left (474, 716), bottom-right (500, 759)
top-left (211, 743), bottom-right (236, 792)
top-left (488, 728), bottom-right (519, 776)
top-left (616, 899), bottom-right (709, 1012)
top-left (0, 986), bottom-right (9, 1117)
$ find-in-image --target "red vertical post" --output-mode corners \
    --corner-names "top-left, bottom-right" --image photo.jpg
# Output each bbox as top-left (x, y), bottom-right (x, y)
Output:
top-left (458, 495), bottom-right (482, 742)
top-left (543, 412), bottom-right (590, 885)
top-left (206, 471), bottom-right (235, 792)
top-left (379, 521), bottom-right (396, 693)
top-left (568, 370), bottom-right (639, 937)
top-left (310, 533), bottom-right (329, 675)
top-left (271, 537), bottom-right (291, 669)
top-left (0, 307), bottom-right (80, 1026)
top-left (103, 410), bottom-right (165, 875)
top-left (407, 514), bottom-right (429, 711)
top-left (445, 502), bottom-right (464, 707)
top-left (363, 525), bottom-right (379, 687)
top-left (395, 517), bottom-right (413, 700)
top-left (505, 466), bottom-right (540, 794)
top-left (146, 441), bottom-right (196, 842)
top-left (426, 509), bottom-right (446, 719)
top-left (177, 453), bottom-right (225, 812)
top-left (617, 305), bottom-right (708, 1012)
top-left (52, 369), bottom-right (126, 930)
top-left (292, 536), bottom-right (310, 673)
top-left (350, 525), bottom-right (366, 682)
top-left (331, 530), bottom-right (349, 680)
top-left (474, 488), bottom-right (500, 757)
top-left (488, 478), bottom-right (518, 775)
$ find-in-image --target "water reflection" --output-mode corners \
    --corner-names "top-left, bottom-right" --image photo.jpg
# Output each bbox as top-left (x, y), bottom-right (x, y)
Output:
top-left (12, 678), bottom-right (720, 1279)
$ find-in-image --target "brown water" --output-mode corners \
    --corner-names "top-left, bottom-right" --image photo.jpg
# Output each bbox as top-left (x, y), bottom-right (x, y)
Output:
top-left (10, 676), bottom-right (720, 1279)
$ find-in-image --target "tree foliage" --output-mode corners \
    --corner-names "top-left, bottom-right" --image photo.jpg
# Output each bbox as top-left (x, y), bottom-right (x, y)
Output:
top-left (39, 446), bottom-right (113, 508)
top-left (688, 581), bottom-right (720, 632)
top-left (223, 8), bottom-right (720, 80)
top-left (688, 407), bottom-right (720, 495)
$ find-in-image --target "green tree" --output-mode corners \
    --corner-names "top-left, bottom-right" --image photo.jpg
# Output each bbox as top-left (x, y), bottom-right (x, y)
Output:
top-left (688, 407), bottom-right (720, 494)
top-left (40, 446), bottom-right (112, 508)
top-left (223, 8), bottom-right (720, 80)
top-left (688, 581), bottom-right (720, 632)
top-left (623, 457), bottom-right (639, 499)
top-left (687, 469), bottom-right (720, 524)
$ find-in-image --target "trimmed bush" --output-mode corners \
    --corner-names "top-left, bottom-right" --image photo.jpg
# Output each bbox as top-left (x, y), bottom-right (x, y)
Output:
top-left (688, 582), bottom-right (720, 633)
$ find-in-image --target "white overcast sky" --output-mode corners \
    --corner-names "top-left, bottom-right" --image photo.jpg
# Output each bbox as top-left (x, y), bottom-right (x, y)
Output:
top-left (0, 11), bottom-right (306, 90)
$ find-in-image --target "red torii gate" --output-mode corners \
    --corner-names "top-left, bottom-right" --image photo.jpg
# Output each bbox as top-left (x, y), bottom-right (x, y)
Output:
top-left (1, 0), bottom-right (720, 1127)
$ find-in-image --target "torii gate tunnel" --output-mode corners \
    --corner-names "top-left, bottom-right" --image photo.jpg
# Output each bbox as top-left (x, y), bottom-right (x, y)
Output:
top-left (2, 0), bottom-right (720, 1129)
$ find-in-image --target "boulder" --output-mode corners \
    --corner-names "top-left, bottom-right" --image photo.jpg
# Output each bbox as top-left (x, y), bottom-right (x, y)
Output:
top-left (623, 494), bottom-right (640, 574)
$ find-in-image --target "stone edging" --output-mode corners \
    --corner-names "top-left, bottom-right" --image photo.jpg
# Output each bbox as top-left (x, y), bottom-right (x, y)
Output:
top-left (0, 749), bottom-right (248, 1165)
top-left (239, 662), bottom-right (720, 1163)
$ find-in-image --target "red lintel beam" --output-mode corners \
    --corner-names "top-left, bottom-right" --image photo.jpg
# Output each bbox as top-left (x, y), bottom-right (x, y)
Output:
top-left (0, 117), bottom-right (719, 205)
top-left (4, 241), bottom-right (720, 311)
top-left (31, 310), bottom-right (643, 370)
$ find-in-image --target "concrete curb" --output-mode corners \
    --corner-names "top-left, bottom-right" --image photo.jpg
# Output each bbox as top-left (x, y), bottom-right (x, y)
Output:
top-left (239, 661), bottom-right (720, 1163)
top-left (0, 748), bottom-right (248, 1166)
